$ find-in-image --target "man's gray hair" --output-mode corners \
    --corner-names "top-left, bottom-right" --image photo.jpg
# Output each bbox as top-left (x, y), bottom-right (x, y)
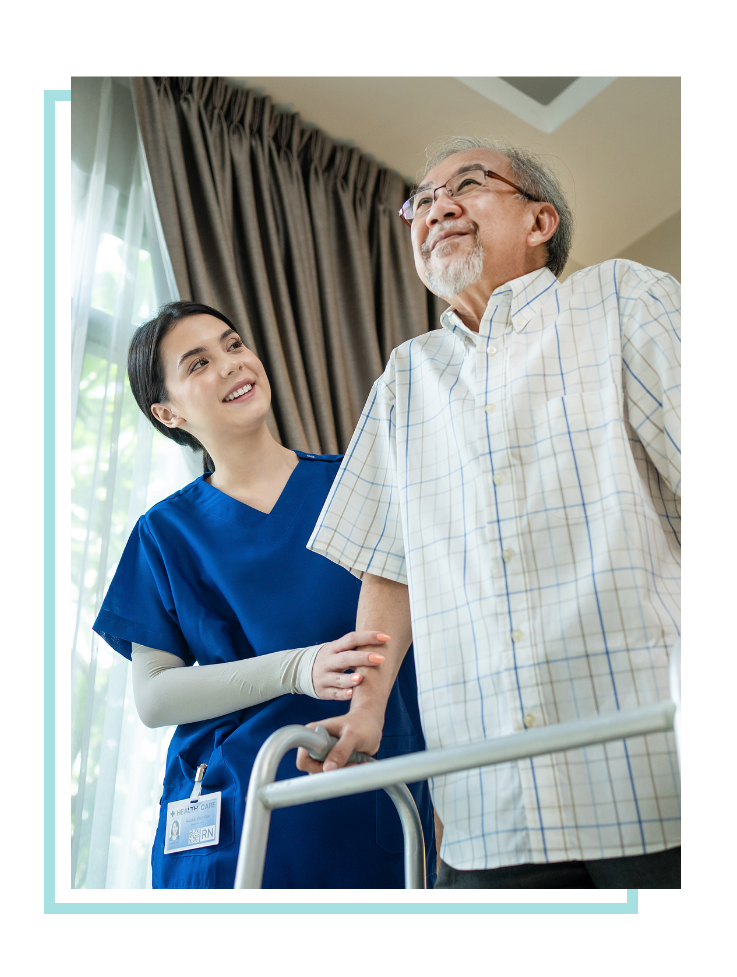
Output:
top-left (423, 136), bottom-right (574, 278)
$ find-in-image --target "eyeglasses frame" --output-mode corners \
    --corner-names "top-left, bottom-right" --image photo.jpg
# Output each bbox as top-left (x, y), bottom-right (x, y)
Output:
top-left (398, 168), bottom-right (537, 227)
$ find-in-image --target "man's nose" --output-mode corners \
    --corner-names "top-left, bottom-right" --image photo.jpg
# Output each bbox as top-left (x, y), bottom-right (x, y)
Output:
top-left (426, 188), bottom-right (463, 224)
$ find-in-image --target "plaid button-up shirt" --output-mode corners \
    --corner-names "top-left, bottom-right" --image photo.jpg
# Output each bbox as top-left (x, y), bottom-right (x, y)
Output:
top-left (308, 259), bottom-right (681, 870)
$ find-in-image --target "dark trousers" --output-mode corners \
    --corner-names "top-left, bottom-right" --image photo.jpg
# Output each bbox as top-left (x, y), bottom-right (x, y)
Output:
top-left (436, 846), bottom-right (680, 889)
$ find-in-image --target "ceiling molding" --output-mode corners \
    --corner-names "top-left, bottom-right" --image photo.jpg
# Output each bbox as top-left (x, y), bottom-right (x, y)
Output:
top-left (455, 77), bottom-right (617, 134)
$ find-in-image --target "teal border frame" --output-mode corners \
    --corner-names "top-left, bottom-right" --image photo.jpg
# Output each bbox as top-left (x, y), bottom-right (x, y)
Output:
top-left (49, 90), bottom-right (638, 916)
top-left (43, 90), bottom-right (72, 912)
top-left (47, 894), bottom-right (639, 915)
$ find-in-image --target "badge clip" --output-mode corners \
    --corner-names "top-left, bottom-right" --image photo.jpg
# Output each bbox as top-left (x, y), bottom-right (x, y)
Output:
top-left (189, 763), bottom-right (207, 803)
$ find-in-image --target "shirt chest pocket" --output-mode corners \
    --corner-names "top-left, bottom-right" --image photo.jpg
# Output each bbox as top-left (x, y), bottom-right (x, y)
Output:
top-left (523, 384), bottom-right (640, 525)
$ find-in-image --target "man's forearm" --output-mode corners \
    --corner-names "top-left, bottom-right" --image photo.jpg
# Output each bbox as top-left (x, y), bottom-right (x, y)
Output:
top-left (295, 573), bottom-right (412, 772)
top-left (349, 572), bottom-right (412, 719)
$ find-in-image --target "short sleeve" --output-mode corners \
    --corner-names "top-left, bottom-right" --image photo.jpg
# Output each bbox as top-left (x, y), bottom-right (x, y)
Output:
top-left (92, 516), bottom-right (195, 664)
top-left (307, 359), bottom-right (407, 584)
top-left (619, 266), bottom-right (681, 496)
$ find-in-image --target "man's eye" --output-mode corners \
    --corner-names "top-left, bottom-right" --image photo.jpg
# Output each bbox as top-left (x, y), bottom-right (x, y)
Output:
top-left (414, 193), bottom-right (433, 210)
top-left (455, 177), bottom-right (482, 193)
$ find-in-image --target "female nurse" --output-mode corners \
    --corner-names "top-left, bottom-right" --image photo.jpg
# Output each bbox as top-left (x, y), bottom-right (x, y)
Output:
top-left (93, 301), bottom-right (436, 889)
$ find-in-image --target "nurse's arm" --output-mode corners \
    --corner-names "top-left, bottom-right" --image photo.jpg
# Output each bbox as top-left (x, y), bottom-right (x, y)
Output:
top-left (130, 632), bottom-right (389, 728)
top-left (130, 645), bottom-right (308, 727)
top-left (296, 572), bottom-right (412, 774)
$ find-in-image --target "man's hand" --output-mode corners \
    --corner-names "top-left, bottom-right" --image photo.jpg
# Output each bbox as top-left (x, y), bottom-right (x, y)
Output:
top-left (295, 573), bottom-right (412, 774)
top-left (296, 709), bottom-right (384, 773)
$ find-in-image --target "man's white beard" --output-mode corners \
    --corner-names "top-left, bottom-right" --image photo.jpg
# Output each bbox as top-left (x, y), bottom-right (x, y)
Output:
top-left (423, 237), bottom-right (485, 300)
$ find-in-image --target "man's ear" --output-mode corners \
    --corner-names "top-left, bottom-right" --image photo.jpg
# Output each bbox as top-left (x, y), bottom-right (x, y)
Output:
top-left (528, 202), bottom-right (560, 246)
top-left (151, 402), bottom-right (186, 429)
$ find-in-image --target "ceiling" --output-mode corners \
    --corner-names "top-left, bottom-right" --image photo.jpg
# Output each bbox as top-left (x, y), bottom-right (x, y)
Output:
top-left (456, 77), bottom-right (617, 133)
top-left (500, 77), bottom-right (579, 105)
top-left (228, 76), bottom-right (680, 274)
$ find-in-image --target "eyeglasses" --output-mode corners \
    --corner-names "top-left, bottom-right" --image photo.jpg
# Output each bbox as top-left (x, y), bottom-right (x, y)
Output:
top-left (398, 167), bottom-right (535, 226)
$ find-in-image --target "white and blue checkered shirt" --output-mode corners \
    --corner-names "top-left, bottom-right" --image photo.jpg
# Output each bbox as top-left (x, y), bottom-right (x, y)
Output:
top-left (308, 259), bottom-right (681, 870)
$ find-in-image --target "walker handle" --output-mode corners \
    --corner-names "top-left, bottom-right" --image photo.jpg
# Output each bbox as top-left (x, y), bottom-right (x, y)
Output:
top-left (307, 725), bottom-right (376, 766)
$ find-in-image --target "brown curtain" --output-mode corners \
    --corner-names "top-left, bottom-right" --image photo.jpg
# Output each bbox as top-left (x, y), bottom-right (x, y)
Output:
top-left (131, 76), bottom-right (443, 454)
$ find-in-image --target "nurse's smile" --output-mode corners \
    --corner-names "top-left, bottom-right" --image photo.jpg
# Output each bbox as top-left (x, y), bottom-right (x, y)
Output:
top-left (223, 380), bottom-right (255, 403)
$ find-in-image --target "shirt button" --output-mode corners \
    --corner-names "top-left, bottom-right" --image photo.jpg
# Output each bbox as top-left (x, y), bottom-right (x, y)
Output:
top-left (523, 713), bottom-right (537, 728)
top-left (493, 473), bottom-right (504, 485)
top-left (484, 404), bottom-right (496, 414)
top-left (511, 629), bottom-right (524, 642)
top-left (502, 548), bottom-right (515, 562)
top-left (486, 345), bottom-right (498, 356)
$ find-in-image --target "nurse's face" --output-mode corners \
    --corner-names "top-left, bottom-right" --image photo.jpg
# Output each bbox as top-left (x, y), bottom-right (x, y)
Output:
top-left (151, 314), bottom-right (271, 443)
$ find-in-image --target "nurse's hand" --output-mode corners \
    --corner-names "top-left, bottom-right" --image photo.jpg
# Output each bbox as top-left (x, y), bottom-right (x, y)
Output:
top-left (311, 630), bottom-right (389, 700)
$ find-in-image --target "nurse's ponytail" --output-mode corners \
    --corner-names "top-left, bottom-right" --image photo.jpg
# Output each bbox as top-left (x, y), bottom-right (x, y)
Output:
top-left (128, 301), bottom-right (241, 474)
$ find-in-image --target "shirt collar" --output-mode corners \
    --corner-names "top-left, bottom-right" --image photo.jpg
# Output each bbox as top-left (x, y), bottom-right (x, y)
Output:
top-left (439, 306), bottom-right (478, 347)
top-left (439, 266), bottom-right (559, 343)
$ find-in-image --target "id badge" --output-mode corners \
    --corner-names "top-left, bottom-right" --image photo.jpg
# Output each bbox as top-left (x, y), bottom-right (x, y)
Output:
top-left (164, 792), bottom-right (221, 854)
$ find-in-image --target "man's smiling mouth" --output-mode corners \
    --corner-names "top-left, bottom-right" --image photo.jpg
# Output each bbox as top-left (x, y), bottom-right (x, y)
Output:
top-left (432, 232), bottom-right (467, 251)
top-left (421, 221), bottom-right (477, 258)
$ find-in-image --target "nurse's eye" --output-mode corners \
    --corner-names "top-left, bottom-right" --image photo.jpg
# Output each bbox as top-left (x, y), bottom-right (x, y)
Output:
top-left (228, 339), bottom-right (244, 351)
top-left (189, 357), bottom-right (208, 373)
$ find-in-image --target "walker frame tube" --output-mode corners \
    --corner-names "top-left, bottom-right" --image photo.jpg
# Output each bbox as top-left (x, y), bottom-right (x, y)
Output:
top-left (233, 725), bottom-right (426, 889)
top-left (234, 697), bottom-right (677, 889)
top-left (261, 701), bottom-right (675, 811)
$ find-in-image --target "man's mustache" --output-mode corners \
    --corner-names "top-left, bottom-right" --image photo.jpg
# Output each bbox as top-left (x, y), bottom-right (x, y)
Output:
top-left (421, 221), bottom-right (478, 258)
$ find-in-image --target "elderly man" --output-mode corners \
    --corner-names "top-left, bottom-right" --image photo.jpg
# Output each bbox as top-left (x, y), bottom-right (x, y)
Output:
top-left (299, 137), bottom-right (680, 888)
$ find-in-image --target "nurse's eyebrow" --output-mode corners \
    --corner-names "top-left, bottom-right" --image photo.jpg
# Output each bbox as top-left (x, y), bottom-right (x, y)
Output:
top-left (178, 329), bottom-right (239, 369)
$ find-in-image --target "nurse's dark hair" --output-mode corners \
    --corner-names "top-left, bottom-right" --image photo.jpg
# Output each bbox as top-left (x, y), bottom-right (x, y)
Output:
top-left (127, 301), bottom-right (238, 474)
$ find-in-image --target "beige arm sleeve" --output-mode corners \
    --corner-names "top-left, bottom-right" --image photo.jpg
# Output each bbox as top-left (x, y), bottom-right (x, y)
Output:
top-left (130, 642), bottom-right (323, 728)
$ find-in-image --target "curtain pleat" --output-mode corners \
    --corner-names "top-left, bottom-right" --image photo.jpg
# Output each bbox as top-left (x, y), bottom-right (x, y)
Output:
top-left (372, 167), bottom-right (441, 361)
top-left (269, 114), bottom-right (338, 452)
top-left (131, 77), bottom-right (440, 454)
top-left (304, 132), bottom-right (361, 449)
top-left (243, 97), bottom-right (318, 449)
top-left (129, 78), bottom-right (191, 294)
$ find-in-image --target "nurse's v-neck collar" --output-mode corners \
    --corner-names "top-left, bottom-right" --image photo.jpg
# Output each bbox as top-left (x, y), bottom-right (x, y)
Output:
top-left (182, 450), bottom-right (315, 539)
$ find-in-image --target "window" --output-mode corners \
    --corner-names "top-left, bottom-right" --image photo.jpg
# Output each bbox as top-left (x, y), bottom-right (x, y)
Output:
top-left (70, 77), bottom-right (199, 888)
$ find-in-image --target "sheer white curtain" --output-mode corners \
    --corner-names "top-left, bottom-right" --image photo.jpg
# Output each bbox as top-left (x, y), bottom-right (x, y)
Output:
top-left (71, 77), bottom-right (201, 889)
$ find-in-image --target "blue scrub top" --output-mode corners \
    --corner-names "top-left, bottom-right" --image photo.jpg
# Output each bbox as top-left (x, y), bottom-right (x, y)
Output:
top-left (94, 451), bottom-right (436, 889)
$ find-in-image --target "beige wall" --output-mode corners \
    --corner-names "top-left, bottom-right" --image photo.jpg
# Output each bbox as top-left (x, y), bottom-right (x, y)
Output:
top-left (615, 210), bottom-right (680, 282)
top-left (560, 255), bottom-right (586, 280)
top-left (562, 210), bottom-right (681, 283)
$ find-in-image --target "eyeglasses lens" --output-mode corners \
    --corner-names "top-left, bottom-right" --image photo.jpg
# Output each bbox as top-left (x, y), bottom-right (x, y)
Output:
top-left (405, 169), bottom-right (486, 222)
